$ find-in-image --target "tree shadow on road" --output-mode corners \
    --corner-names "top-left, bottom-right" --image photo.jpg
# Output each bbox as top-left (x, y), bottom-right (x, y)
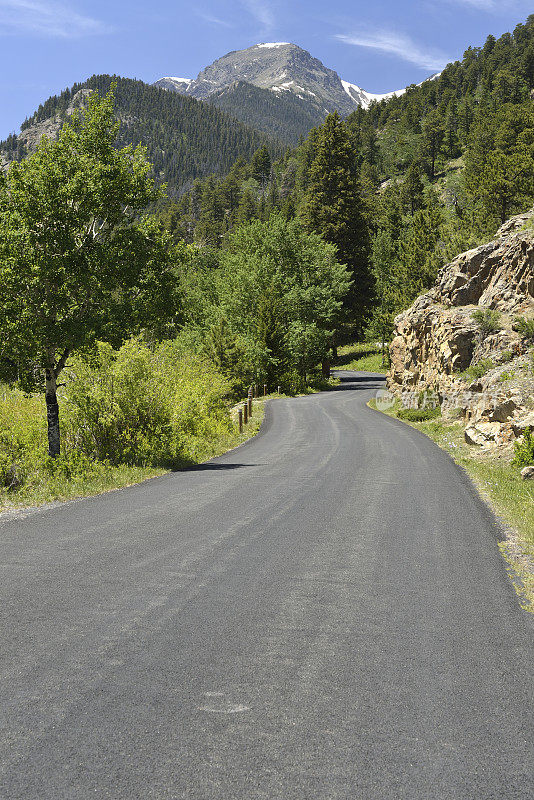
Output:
top-left (328, 373), bottom-right (386, 392)
top-left (182, 463), bottom-right (257, 472)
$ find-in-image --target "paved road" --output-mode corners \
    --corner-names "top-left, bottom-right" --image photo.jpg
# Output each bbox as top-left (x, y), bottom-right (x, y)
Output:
top-left (0, 371), bottom-right (532, 799)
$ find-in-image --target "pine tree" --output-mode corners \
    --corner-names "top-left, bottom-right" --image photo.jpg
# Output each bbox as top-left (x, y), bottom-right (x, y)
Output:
top-left (250, 145), bottom-right (272, 185)
top-left (299, 113), bottom-right (371, 328)
top-left (422, 109), bottom-right (444, 179)
top-left (401, 162), bottom-right (424, 216)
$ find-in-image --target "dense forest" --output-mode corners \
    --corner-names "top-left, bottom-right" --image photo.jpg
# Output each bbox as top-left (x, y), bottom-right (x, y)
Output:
top-left (0, 75), bottom-right (283, 196)
top-left (207, 80), bottom-right (326, 145)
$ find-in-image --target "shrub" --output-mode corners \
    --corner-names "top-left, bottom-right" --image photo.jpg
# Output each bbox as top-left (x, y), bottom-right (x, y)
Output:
top-left (397, 407), bottom-right (441, 422)
top-left (63, 339), bottom-right (234, 467)
top-left (0, 387), bottom-right (46, 490)
top-left (461, 359), bottom-right (495, 380)
top-left (471, 308), bottom-right (502, 335)
top-left (514, 315), bottom-right (534, 342)
top-left (513, 428), bottom-right (534, 469)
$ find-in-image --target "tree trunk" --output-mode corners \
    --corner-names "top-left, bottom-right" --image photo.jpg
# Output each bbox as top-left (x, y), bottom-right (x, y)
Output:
top-left (45, 366), bottom-right (61, 458)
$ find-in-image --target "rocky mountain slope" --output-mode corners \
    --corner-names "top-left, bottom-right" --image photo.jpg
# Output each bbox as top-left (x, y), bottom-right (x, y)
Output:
top-left (155, 42), bottom-right (406, 139)
top-left (387, 209), bottom-right (534, 450)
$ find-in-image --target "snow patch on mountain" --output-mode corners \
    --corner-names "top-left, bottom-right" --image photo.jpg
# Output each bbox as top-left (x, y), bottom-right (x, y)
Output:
top-left (163, 77), bottom-right (192, 85)
top-left (256, 42), bottom-right (290, 49)
top-left (341, 79), bottom-right (404, 109)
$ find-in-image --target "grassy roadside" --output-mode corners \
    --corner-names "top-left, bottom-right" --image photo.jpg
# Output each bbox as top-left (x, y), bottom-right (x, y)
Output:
top-left (332, 342), bottom-right (388, 374)
top-left (0, 399), bottom-right (267, 515)
top-left (369, 399), bottom-right (534, 611)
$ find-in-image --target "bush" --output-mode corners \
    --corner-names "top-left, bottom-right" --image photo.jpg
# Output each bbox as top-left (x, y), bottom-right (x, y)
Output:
top-left (63, 339), bottom-right (234, 467)
top-left (397, 407), bottom-right (441, 422)
top-left (472, 308), bottom-right (502, 335)
top-left (514, 315), bottom-right (534, 342)
top-left (461, 359), bottom-right (495, 380)
top-left (0, 387), bottom-right (46, 490)
top-left (513, 428), bottom-right (534, 469)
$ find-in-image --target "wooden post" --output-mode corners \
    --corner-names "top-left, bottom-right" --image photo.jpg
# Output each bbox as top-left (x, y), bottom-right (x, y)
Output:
top-left (277, 385), bottom-right (281, 395)
top-left (248, 396), bottom-right (253, 417)
top-left (238, 409), bottom-right (243, 433)
top-left (243, 402), bottom-right (248, 425)
top-left (264, 384), bottom-right (267, 397)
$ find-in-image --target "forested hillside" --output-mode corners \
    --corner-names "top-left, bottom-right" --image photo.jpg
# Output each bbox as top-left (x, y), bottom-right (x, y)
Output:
top-left (0, 75), bottom-right (283, 196)
top-left (207, 81), bottom-right (325, 145)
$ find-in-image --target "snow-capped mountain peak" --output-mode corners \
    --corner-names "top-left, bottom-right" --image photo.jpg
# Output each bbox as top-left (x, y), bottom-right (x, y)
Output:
top-left (154, 42), bottom-right (436, 120)
top-left (255, 42), bottom-right (291, 49)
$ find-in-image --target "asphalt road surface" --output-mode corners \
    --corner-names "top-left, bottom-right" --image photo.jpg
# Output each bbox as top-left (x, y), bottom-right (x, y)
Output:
top-left (0, 371), bottom-right (533, 800)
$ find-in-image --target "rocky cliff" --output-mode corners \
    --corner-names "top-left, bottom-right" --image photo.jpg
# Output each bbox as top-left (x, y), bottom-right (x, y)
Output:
top-left (388, 209), bottom-right (534, 449)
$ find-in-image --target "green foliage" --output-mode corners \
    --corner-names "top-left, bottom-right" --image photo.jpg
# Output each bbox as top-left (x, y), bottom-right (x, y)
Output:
top-left (397, 406), bottom-right (442, 422)
top-left (215, 214), bottom-right (352, 381)
top-left (0, 386), bottom-right (46, 490)
top-left (399, 202), bottom-right (444, 297)
top-left (0, 85), bottom-right (182, 456)
top-left (512, 428), bottom-right (534, 468)
top-left (299, 113), bottom-right (372, 324)
top-left (401, 162), bottom-right (424, 215)
top-left (0, 87), bottom-right (180, 364)
top-left (461, 358), bottom-right (495, 379)
top-left (471, 308), bottom-right (502, 334)
top-left (63, 340), bottom-right (233, 466)
top-left (515, 315), bottom-right (534, 342)
top-left (250, 145), bottom-right (272, 184)
top-left (331, 342), bottom-right (387, 374)
top-left (464, 104), bottom-right (534, 227)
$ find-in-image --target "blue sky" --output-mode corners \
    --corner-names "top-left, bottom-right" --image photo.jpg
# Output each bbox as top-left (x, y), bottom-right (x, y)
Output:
top-left (0, 0), bottom-right (532, 139)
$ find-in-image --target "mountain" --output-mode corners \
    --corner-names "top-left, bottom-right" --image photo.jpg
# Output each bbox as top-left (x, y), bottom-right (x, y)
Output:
top-left (0, 75), bottom-right (283, 196)
top-left (207, 80), bottom-right (328, 144)
top-left (155, 42), bottom-right (405, 141)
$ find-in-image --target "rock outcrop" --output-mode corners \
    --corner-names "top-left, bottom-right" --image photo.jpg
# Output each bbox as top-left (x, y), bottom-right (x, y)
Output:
top-left (388, 209), bottom-right (534, 450)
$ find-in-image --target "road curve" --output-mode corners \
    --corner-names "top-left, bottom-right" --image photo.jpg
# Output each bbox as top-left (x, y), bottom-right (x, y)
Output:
top-left (0, 371), bottom-right (532, 800)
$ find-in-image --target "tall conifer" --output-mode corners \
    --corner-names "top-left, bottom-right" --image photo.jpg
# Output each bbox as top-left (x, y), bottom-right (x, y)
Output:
top-left (299, 113), bottom-right (372, 328)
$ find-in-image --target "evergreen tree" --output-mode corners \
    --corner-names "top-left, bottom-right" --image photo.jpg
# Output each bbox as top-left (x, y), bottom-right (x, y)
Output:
top-left (401, 162), bottom-right (425, 216)
top-left (422, 109), bottom-right (444, 179)
top-left (250, 145), bottom-right (272, 184)
top-left (299, 113), bottom-right (372, 328)
top-left (400, 203), bottom-right (444, 298)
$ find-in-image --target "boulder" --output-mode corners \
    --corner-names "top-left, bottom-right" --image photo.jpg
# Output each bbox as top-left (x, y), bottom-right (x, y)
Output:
top-left (511, 413), bottom-right (534, 437)
top-left (465, 422), bottom-right (501, 447)
top-left (489, 399), bottom-right (517, 423)
top-left (521, 466), bottom-right (534, 480)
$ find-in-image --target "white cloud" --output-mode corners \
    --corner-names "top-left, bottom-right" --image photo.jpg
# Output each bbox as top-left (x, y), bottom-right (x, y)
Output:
top-left (452, 0), bottom-right (497, 7)
top-left (335, 29), bottom-right (449, 71)
top-left (0, 0), bottom-right (108, 37)
top-left (197, 11), bottom-right (233, 28)
top-left (441, 0), bottom-right (529, 11)
top-left (241, 0), bottom-right (274, 32)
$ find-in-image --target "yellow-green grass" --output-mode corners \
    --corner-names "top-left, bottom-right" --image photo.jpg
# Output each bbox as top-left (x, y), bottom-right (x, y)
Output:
top-left (369, 399), bottom-right (534, 611)
top-left (0, 399), bottom-right (266, 514)
top-left (332, 342), bottom-right (388, 374)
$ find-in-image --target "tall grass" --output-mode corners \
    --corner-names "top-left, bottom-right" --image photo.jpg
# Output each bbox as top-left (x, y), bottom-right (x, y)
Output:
top-left (0, 338), bottom-right (238, 509)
